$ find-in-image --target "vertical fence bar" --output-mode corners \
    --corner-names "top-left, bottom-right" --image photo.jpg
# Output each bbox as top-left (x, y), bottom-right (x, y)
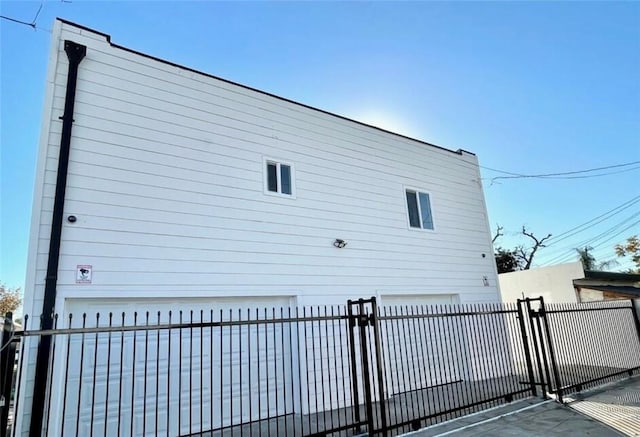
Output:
top-left (189, 311), bottom-right (193, 436)
top-left (178, 311), bottom-right (183, 435)
top-left (143, 312), bottom-right (149, 437)
top-left (0, 313), bottom-right (14, 437)
top-left (104, 314), bottom-right (113, 437)
top-left (315, 306), bottom-right (325, 433)
top-left (393, 305), bottom-right (410, 425)
top-left (12, 316), bottom-right (28, 437)
top-left (330, 306), bottom-right (340, 433)
top-left (75, 314), bottom-right (86, 437)
top-left (199, 311), bottom-right (203, 435)
top-left (357, 300), bottom-right (375, 435)
top-left (525, 299), bottom-right (547, 397)
top-left (538, 298), bottom-right (563, 403)
top-left (516, 300), bottom-right (537, 397)
top-left (346, 301), bottom-right (361, 433)
top-left (167, 311), bottom-right (172, 437)
top-left (155, 312), bottom-right (160, 437)
top-left (90, 313), bottom-right (99, 437)
top-left (370, 298), bottom-right (388, 436)
top-left (45, 314), bottom-right (59, 436)
top-left (631, 301), bottom-right (640, 342)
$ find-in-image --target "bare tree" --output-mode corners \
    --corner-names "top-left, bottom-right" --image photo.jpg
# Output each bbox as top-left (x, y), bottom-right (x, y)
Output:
top-left (515, 227), bottom-right (552, 270)
top-left (492, 225), bottom-right (504, 244)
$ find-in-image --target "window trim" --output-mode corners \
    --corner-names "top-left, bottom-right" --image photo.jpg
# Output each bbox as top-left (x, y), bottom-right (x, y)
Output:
top-left (404, 186), bottom-right (436, 232)
top-left (263, 157), bottom-right (296, 198)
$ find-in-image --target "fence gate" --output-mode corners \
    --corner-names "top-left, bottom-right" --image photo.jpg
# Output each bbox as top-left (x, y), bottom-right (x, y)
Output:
top-left (517, 297), bottom-right (563, 402)
top-left (518, 296), bottom-right (640, 403)
top-left (346, 298), bottom-right (387, 436)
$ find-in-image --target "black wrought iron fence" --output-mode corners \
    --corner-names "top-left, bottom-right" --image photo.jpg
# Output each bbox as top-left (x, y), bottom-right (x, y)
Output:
top-left (2, 296), bottom-right (639, 437)
top-left (521, 297), bottom-right (640, 402)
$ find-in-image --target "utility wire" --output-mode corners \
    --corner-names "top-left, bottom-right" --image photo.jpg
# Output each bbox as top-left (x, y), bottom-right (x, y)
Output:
top-left (547, 218), bottom-right (640, 266)
top-left (539, 212), bottom-right (639, 264)
top-left (539, 165), bottom-right (640, 180)
top-left (541, 214), bottom-right (639, 265)
top-left (539, 212), bottom-right (640, 266)
top-left (0, 2), bottom-right (45, 31)
top-left (544, 195), bottom-right (640, 246)
top-left (489, 160), bottom-right (640, 181)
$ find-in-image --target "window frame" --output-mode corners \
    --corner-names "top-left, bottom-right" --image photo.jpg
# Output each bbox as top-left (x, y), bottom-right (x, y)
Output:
top-left (404, 186), bottom-right (436, 232)
top-left (263, 157), bottom-right (296, 198)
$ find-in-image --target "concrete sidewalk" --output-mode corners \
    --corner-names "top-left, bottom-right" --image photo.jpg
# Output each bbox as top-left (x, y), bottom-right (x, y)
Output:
top-left (566, 376), bottom-right (640, 436)
top-left (407, 399), bottom-right (623, 436)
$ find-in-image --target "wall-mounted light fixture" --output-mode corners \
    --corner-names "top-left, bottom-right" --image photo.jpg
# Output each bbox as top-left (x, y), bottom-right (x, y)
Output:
top-left (67, 215), bottom-right (77, 223)
top-left (333, 239), bottom-right (347, 249)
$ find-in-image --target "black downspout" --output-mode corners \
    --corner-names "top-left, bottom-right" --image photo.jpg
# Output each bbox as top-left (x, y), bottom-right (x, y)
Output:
top-left (29, 40), bottom-right (86, 437)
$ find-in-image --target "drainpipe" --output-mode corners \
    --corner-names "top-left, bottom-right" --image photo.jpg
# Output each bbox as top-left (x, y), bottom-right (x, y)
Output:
top-left (29, 40), bottom-right (86, 436)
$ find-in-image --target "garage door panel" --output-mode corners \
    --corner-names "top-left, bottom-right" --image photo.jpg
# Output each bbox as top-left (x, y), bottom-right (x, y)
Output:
top-left (54, 296), bottom-right (296, 436)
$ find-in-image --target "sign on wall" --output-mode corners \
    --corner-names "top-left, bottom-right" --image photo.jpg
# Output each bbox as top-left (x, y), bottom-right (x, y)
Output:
top-left (76, 265), bottom-right (92, 284)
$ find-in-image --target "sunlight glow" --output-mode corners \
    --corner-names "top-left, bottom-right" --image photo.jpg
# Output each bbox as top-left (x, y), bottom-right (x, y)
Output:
top-left (353, 110), bottom-right (416, 138)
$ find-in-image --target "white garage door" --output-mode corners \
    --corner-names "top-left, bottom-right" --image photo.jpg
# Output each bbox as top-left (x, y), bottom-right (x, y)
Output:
top-left (378, 294), bottom-right (465, 395)
top-left (52, 296), bottom-right (296, 437)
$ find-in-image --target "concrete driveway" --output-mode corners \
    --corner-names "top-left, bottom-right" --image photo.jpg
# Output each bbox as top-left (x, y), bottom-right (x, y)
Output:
top-left (407, 398), bottom-right (622, 437)
top-left (566, 376), bottom-right (640, 436)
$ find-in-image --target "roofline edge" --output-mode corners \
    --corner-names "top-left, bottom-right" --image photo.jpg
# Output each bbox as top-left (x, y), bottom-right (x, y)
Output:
top-left (55, 17), bottom-right (476, 158)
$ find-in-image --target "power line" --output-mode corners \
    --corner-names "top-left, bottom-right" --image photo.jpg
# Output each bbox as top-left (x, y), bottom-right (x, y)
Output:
top-left (0, 2), bottom-right (46, 31)
top-left (538, 212), bottom-right (640, 266)
top-left (549, 218), bottom-right (640, 267)
top-left (544, 195), bottom-right (640, 246)
top-left (489, 160), bottom-right (640, 181)
top-left (539, 211), bottom-right (639, 264)
top-left (541, 215), bottom-right (638, 266)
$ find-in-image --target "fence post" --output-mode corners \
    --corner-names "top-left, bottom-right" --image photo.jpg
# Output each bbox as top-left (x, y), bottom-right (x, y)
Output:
top-left (538, 297), bottom-right (564, 403)
top-left (516, 301), bottom-right (537, 397)
top-left (370, 297), bottom-right (388, 436)
top-left (630, 299), bottom-right (640, 344)
top-left (346, 300), bottom-right (363, 433)
top-left (524, 299), bottom-right (547, 398)
top-left (357, 299), bottom-right (375, 436)
top-left (0, 313), bottom-right (15, 437)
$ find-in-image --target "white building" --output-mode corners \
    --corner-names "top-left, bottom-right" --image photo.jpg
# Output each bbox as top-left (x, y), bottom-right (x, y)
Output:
top-left (19, 19), bottom-right (501, 436)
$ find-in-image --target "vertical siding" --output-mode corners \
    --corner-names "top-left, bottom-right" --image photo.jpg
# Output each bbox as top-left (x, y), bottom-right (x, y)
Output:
top-left (20, 20), bottom-right (501, 435)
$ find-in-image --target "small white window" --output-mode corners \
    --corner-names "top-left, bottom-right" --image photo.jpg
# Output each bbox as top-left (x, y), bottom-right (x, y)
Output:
top-left (264, 158), bottom-right (295, 197)
top-left (405, 188), bottom-right (434, 230)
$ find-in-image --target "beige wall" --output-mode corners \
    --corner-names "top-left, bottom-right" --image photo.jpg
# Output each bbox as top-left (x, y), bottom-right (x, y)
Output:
top-left (578, 288), bottom-right (604, 302)
top-left (498, 262), bottom-right (584, 303)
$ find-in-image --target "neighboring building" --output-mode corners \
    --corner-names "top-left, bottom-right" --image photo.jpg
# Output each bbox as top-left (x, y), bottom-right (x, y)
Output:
top-left (499, 261), bottom-right (640, 304)
top-left (574, 270), bottom-right (640, 302)
top-left (19, 19), bottom-right (500, 435)
top-left (499, 262), bottom-right (584, 303)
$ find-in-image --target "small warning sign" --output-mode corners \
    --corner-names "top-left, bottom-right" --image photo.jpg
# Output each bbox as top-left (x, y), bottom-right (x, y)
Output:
top-left (76, 265), bottom-right (92, 284)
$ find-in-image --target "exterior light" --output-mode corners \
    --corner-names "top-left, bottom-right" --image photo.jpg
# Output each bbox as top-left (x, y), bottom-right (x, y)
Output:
top-left (333, 239), bottom-right (347, 249)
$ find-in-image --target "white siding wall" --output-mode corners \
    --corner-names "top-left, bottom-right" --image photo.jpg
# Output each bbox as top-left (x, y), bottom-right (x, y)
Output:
top-left (498, 262), bottom-right (584, 304)
top-left (20, 20), bottom-right (500, 435)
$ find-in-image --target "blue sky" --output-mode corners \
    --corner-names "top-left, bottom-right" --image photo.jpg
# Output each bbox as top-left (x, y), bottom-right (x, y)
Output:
top-left (1, 1), bottom-right (639, 291)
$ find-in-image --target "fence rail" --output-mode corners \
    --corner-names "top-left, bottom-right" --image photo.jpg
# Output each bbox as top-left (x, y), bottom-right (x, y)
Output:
top-left (2, 296), bottom-right (639, 436)
top-left (541, 300), bottom-right (640, 398)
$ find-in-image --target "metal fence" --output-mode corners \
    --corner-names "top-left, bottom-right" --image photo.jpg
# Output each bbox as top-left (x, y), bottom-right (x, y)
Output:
top-left (521, 297), bottom-right (640, 402)
top-left (2, 296), bottom-right (639, 437)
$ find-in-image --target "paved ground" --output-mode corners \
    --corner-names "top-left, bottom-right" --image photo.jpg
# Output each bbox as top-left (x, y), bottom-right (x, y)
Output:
top-left (407, 399), bottom-right (622, 436)
top-left (565, 376), bottom-right (640, 436)
top-left (409, 375), bottom-right (640, 436)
